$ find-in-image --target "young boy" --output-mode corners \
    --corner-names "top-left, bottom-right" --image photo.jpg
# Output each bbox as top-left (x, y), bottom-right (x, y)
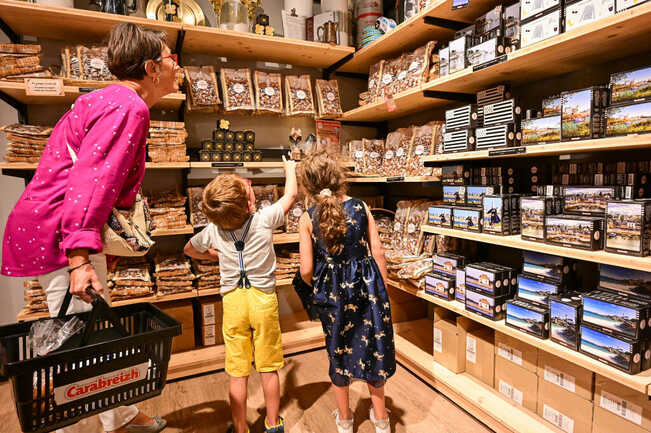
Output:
top-left (184, 157), bottom-right (297, 433)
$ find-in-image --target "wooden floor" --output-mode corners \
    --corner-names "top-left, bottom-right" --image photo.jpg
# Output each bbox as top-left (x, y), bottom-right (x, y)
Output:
top-left (0, 349), bottom-right (491, 433)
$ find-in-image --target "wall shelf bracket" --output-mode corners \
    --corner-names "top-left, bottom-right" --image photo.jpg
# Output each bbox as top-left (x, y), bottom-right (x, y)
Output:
top-left (423, 16), bottom-right (469, 31)
top-left (423, 90), bottom-right (475, 103)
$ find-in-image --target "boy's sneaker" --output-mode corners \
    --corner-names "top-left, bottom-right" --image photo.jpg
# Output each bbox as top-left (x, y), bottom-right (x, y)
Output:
top-left (264, 416), bottom-right (285, 433)
top-left (369, 408), bottom-right (390, 433)
top-left (332, 409), bottom-right (354, 433)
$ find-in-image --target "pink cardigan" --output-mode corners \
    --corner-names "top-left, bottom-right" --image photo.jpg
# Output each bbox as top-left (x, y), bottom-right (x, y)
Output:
top-left (2, 84), bottom-right (149, 277)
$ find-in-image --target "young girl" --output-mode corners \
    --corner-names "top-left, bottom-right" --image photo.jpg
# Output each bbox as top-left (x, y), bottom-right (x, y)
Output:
top-left (295, 150), bottom-right (396, 433)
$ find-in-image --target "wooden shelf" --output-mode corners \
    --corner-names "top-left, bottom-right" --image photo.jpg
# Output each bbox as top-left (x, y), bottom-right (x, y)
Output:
top-left (16, 308), bottom-right (49, 322)
top-left (145, 162), bottom-right (190, 169)
top-left (167, 324), bottom-right (324, 380)
top-left (190, 161), bottom-right (287, 169)
top-left (422, 135), bottom-right (651, 163)
top-left (394, 320), bottom-right (562, 433)
top-left (422, 225), bottom-right (651, 272)
top-left (391, 282), bottom-right (651, 395)
top-left (182, 25), bottom-right (354, 69)
top-left (0, 81), bottom-right (185, 110)
top-left (151, 225), bottom-right (194, 237)
top-left (273, 232), bottom-right (299, 244)
top-left (0, 1), bottom-right (182, 45)
top-left (339, 3), bottom-right (651, 121)
top-left (338, 0), bottom-right (501, 74)
top-left (112, 289), bottom-right (199, 307)
top-left (347, 175), bottom-right (440, 183)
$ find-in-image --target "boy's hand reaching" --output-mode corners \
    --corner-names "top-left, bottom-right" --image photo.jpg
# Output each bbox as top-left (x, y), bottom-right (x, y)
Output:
top-left (279, 155), bottom-right (298, 214)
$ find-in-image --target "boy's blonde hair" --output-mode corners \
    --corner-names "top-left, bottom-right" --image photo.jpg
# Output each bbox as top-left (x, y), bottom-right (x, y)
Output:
top-left (202, 174), bottom-right (250, 230)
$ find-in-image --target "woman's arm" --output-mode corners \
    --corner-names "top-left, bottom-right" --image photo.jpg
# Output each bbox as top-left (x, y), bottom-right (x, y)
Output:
top-left (184, 242), bottom-right (220, 262)
top-left (277, 156), bottom-right (298, 214)
top-left (366, 206), bottom-right (389, 285)
top-left (298, 213), bottom-right (314, 286)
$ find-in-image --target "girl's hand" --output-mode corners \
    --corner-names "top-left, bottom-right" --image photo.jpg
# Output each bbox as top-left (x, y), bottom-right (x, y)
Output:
top-left (69, 264), bottom-right (104, 303)
top-left (205, 248), bottom-right (220, 262)
top-left (282, 155), bottom-right (296, 174)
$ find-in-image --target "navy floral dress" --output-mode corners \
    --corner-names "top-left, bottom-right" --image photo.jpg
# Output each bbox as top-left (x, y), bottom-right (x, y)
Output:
top-left (294, 197), bottom-right (396, 386)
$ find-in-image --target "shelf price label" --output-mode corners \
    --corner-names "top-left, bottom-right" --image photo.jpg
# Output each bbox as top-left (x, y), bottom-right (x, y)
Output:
top-left (25, 78), bottom-right (64, 96)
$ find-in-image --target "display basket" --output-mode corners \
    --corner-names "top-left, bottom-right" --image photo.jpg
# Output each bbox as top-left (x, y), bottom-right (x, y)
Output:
top-left (0, 289), bottom-right (181, 433)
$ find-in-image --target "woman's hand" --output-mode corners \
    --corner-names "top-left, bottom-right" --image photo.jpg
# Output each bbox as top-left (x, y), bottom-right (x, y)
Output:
top-left (68, 249), bottom-right (104, 303)
top-left (70, 264), bottom-right (104, 303)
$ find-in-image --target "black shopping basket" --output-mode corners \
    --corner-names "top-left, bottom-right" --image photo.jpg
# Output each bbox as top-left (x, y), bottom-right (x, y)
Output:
top-left (0, 289), bottom-right (181, 433)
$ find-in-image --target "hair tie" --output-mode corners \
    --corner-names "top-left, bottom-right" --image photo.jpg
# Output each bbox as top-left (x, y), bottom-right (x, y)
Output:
top-left (319, 188), bottom-right (332, 197)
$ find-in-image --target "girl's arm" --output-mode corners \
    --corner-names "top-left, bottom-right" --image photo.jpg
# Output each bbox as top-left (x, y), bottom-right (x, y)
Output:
top-left (365, 206), bottom-right (389, 285)
top-left (183, 241), bottom-right (220, 262)
top-left (298, 213), bottom-right (314, 286)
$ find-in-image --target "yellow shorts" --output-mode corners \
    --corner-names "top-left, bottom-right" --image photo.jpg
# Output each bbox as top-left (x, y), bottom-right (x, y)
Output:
top-left (222, 287), bottom-right (284, 377)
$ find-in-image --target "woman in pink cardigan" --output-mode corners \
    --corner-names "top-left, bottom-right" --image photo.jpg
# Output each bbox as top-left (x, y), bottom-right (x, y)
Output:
top-left (2, 23), bottom-right (179, 433)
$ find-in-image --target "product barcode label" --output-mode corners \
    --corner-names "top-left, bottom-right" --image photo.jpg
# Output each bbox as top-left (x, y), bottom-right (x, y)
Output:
top-left (498, 380), bottom-right (523, 405)
top-left (466, 336), bottom-right (477, 363)
top-left (543, 404), bottom-right (574, 433)
top-left (600, 391), bottom-right (642, 425)
top-left (544, 366), bottom-right (576, 393)
top-left (434, 328), bottom-right (443, 353)
top-left (497, 343), bottom-right (523, 366)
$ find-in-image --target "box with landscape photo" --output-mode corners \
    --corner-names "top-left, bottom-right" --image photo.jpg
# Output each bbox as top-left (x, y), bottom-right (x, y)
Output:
top-left (522, 251), bottom-right (569, 281)
top-left (520, 197), bottom-right (549, 241)
top-left (467, 186), bottom-right (494, 206)
top-left (561, 87), bottom-right (608, 141)
top-left (465, 264), bottom-right (508, 295)
top-left (428, 205), bottom-right (453, 228)
top-left (517, 274), bottom-right (561, 305)
top-left (544, 215), bottom-right (605, 250)
top-left (606, 200), bottom-right (651, 256)
top-left (465, 287), bottom-right (508, 320)
top-left (609, 66), bottom-right (651, 105)
top-left (425, 273), bottom-right (456, 300)
top-left (453, 207), bottom-right (482, 232)
top-left (433, 252), bottom-right (466, 277)
top-left (506, 299), bottom-right (550, 339)
top-left (582, 294), bottom-right (648, 340)
top-left (580, 324), bottom-right (643, 374)
top-left (483, 195), bottom-right (510, 235)
top-left (456, 269), bottom-right (466, 303)
top-left (550, 294), bottom-right (582, 350)
top-left (444, 185), bottom-right (467, 205)
top-left (599, 264), bottom-right (651, 299)
top-left (521, 115), bottom-right (561, 144)
top-left (562, 186), bottom-right (618, 216)
top-left (605, 101), bottom-right (651, 136)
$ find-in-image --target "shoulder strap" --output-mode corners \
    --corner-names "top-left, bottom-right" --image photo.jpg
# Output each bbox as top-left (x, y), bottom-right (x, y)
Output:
top-left (230, 215), bottom-right (254, 289)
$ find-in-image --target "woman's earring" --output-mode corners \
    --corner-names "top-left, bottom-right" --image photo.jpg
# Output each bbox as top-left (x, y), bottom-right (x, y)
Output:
top-left (153, 75), bottom-right (160, 85)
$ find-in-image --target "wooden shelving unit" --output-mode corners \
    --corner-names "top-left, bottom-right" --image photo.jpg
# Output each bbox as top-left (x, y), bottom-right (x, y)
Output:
top-left (422, 135), bottom-right (651, 163)
top-left (150, 225), bottom-right (195, 237)
top-left (390, 282), bottom-right (651, 395)
top-left (347, 175), bottom-right (440, 183)
top-left (0, 81), bottom-right (185, 110)
top-left (273, 232), bottom-right (299, 244)
top-left (337, 0), bottom-right (501, 74)
top-left (394, 320), bottom-right (563, 433)
top-left (422, 225), bottom-right (651, 272)
top-left (146, 162), bottom-right (190, 169)
top-left (339, 3), bottom-right (651, 122)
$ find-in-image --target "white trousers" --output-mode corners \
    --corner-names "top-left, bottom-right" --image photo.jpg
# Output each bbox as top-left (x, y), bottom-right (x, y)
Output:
top-left (39, 254), bottom-right (139, 433)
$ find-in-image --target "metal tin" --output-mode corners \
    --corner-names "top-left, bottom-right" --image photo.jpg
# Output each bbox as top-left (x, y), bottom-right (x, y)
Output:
top-left (428, 205), bottom-right (454, 227)
top-left (443, 185), bottom-right (467, 205)
top-left (549, 294), bottom-right (582, 350)
top-left (545, 215), bottom-right (605, 250)
top-left (521, 196), bottom-right (560, 241)
top-left (465, 287), bottom-right (509, 320)
top-left (467, 186), bottom-right (495, 206)
top-left (521, 7), bottom-right (563, 48)
top-left (433, 252), bottom-right (467, 276)
top-left (542, 95), bottom-right (562, 116)
top-left (614, 0), bottom-right (648, 13)
top-left (456, 269), bottom-right (467, 303)
top-left (465, 263), bottom-right (509, 295)
top-left (582, 291), bottom-right (649, 339)
top-left (605, 101), bottom-right (651, 137)
top-left (476, 84), bottom-right (511, 107)
top-left (564, 0), bottom-right (614, 32)
top-left (443, 129), bottom-right (475, 153)
top-left (506, 299), bottom-right (550, 339)
top-left (483, 98), bottom-right (522, 126)
top-left (425, 273), bottom-right (456, 300)
top-left (606, 199), bottom-right (651, 256)
top-left (468, 37), bottom-right (509, 68)
top-left (453, 207), bottom-right (483, 232)
top-left (517, 274), bottom-right (562, 305)
top-left (562, 186), bottom-right (619, 216)
top-left (445, 104), bottom-right (482, 131)
top-left (580, 324), bottom-right (645, 373)
top-left (449, 35), bottom-right (474, 73)
top-left (521, 115), bottom-right (561, 144)
top-left (561, 86), bottom-right (609, 141)
top-left (521, 0), bottom-right (563, 22)
top-left (476, 124), bottom-right (520, 149)
top-left (439, 47), bottom-right (450, 76)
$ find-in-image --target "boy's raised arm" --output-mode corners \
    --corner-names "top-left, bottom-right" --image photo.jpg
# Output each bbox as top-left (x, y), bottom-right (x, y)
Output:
top-left (277, 155), bottom-right (298, 214)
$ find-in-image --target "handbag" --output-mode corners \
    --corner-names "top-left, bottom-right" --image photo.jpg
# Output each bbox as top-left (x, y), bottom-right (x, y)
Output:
top-left (67, 145), bottom-right (155, 257)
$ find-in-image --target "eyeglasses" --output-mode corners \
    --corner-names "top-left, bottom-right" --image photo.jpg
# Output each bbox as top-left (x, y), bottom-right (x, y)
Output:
top-left (161, 54), bottom-right (178, 65)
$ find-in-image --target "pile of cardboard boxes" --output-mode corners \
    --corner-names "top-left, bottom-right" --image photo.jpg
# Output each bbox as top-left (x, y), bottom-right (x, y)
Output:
top-left (432, 307), bottom-right (650, 433)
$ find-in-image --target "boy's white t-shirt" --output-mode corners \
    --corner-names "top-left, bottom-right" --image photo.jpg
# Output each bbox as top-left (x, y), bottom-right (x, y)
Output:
top-left (190, 202), bottom-right (285, 295)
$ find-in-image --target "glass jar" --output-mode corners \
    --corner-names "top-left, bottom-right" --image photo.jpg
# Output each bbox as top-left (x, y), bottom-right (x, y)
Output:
top-left (219, 0), bottom-right (250, 32)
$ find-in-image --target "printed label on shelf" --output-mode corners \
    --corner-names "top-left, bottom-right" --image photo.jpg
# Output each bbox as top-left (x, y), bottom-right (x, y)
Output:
top-left (433, 328), bottom-right (443, 353)
top-left (25, 78), bottom-right (64, 96)
top-left (544, 365), bottom-right (576, 393)
top-left (543, 404), bottom-right (575, 433)
top-left (600, 390), bottom-right (642, 425)
top-left (54, 362), bottom-right (149, 405)
top-left (498, 380), bottom-right (523, 405)
top-left (488, 146), bottom-right (526, 156)
top-left (497, 343), bottom-right (522, 366)
top-left (466, 336), bottom-right (477, 363)
top-left (202, 303), bottom-right (216, 325)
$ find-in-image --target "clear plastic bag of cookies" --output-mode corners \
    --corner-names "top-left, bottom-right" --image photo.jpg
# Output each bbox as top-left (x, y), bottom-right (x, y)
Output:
top-left (367, 61), bottom-right (384, 103)
top-left (220, 68), bottom-right (254, 112)
top-left (79, 46), bottom-right (114, 81)
top-left (315, 79), bottom-right (343, 118)
top-left (185, 66), bottom-right (221, 112)
top-left (362, 138), bottom-right (384, 176)
top-left (254, 71), bottom-right (283, 114)
top-left (404, 201), bottom-right (431, 255)
top-left (285, 195), bottom-right (306, 233)
top-left (285, 75), bottom-right (315, 116)
top-left (383, 127), bottom-right (413, 177)
top-left (378, 57), bottom-right (400, 100)
top-left (349, 140), bottom-right (364, 174)
top-left (253, 185), bottom-right (278, 210)
top-left (404, 41), bottom-right (435, 89)
top-left (406, 121), bottom-right (442, 176)
top-left (397, 258), bottom-right (433, 279)
top-left (391, 200), bottom-right (412, 253)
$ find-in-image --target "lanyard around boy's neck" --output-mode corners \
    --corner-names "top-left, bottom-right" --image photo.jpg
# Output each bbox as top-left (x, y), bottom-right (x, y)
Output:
top-left (230, 215), bottom-right (254, 289)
